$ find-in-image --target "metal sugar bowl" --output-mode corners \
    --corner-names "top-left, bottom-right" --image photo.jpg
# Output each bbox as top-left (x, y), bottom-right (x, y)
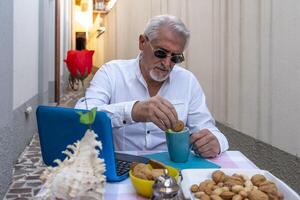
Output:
top-left (151, 169), bottom-right (180, 200)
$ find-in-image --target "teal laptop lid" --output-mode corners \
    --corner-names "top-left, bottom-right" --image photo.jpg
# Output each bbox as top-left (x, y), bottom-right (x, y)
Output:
top-left (36, 105), bottom-right (128, 182)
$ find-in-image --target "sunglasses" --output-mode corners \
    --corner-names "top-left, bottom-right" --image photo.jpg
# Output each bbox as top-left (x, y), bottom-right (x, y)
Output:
top-left (145, 36), bottom-right (185, 64)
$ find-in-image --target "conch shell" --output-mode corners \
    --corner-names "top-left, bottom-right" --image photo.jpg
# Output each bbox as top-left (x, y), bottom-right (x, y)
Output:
top-left (35, 129), bottom-right (106, 200)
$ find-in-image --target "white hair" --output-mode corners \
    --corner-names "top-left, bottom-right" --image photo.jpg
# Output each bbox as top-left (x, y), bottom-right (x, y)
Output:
top-left (144, 15), bottom-right (190, 49)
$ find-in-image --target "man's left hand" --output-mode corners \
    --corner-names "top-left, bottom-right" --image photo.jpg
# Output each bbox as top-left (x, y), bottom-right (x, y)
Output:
top-left (190, 129), bottom-right (220, 158)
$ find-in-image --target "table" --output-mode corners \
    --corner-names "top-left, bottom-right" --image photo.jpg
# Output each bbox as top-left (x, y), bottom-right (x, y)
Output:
top-left (104, 151), bottom-right (258, 200)
top-left (4, 137), bottom-right (257, 200)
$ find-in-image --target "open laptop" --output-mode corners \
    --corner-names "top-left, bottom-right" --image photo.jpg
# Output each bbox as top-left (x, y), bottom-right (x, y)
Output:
top-left (36, 105), bottom-right (148, 182)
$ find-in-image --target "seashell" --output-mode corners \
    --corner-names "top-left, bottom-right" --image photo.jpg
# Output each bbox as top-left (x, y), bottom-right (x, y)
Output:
top-left (35, 129), bottom-right (106, 200)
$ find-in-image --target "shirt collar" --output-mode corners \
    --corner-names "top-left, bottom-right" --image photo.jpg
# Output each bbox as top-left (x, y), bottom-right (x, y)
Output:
top-left (135, 55), bottom-right (147, 88)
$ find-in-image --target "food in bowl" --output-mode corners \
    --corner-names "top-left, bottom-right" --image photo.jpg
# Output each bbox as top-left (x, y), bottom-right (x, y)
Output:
top-left (132, 163), bottom-right (165, 180)
top-left (189, 170), bottom-right (284, 200)
top-left (129, 163), bottom-right (179, 198)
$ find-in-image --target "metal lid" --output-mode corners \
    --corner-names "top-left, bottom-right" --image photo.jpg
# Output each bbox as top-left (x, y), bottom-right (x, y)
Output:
top-left (152, 169), bottom-right (179, 199)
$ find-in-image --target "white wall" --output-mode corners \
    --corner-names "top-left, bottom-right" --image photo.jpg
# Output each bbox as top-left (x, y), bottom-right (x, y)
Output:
top-left (13, 0), bottom-right (39, 109)
top-left (208, 0), bottom-right (300, 156)
top-left (1, 1), bottom-right (49, 197)
top-left (101, 0), bottom-right (300, 157)
top-left (39, 0), bottom-right (55, 97)
top-left (269, 0), bottom-right (300, 155)
top-left (61, 0), bottom-right (72, 82)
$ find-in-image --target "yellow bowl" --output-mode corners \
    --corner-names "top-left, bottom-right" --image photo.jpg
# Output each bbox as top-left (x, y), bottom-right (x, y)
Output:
top-left (129, 164), bottom-right (179, 198)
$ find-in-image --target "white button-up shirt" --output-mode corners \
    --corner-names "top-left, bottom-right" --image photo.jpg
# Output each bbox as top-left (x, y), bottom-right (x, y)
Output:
top-left (75, 57), bottom-right (229, 153)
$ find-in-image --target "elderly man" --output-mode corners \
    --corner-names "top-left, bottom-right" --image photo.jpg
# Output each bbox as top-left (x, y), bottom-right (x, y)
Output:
top-left (75, 15), bottom-right (229, 158)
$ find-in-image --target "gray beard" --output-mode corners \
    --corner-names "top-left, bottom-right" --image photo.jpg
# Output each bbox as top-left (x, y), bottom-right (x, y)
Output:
top-left (149, 69), bottom-right (169, 82)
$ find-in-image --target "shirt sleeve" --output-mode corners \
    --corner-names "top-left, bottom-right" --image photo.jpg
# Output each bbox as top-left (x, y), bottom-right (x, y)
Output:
top-left (187, 76), bottom-right (229, 154)
top-left (74, 64), bottom-right (138, 128)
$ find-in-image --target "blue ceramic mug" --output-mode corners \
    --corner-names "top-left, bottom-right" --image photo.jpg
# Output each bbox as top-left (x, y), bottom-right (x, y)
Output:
top-left (165, 127), bottom-right (190, 163)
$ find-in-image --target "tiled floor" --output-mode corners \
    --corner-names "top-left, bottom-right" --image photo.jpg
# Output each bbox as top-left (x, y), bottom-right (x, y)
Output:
top-left (4, 134), bottom-right (45, 199)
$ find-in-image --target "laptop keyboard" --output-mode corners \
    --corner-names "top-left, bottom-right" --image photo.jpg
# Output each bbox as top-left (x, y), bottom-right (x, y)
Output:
top-left (114, 152), bottom-right (150, 177)
top-left (115, 159), bottom-right (132, 176)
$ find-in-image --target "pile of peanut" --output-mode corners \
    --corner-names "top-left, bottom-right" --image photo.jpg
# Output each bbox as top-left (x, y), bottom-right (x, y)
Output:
top-left (190, 170), bottom-right (284, 200)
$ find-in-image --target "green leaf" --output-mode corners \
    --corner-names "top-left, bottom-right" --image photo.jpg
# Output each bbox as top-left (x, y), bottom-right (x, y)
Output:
top-left (79, 107), bottom-right (97, 125)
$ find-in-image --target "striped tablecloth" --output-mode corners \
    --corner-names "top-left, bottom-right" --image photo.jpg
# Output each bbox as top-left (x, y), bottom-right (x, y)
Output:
top-left (104, 150), bottom-right (258, 200)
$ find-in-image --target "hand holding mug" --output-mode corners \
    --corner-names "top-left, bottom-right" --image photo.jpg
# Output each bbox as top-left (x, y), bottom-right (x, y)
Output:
top-left (190, 129), bottom-right (220, 158)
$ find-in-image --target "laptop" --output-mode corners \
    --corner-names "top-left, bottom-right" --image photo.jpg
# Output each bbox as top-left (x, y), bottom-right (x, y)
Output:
top-left (36, 105), bottom-right (148, 182)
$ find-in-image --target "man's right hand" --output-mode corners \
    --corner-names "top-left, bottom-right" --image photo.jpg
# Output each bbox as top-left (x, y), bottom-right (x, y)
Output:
top-left (131, 96), bottom-right (178, 131)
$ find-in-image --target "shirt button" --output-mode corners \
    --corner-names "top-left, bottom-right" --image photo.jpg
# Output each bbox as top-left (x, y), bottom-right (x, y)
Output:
top-left (147, 130), bottom-right (150, 134)
top-left (123, 120), bottom-right (126, 124)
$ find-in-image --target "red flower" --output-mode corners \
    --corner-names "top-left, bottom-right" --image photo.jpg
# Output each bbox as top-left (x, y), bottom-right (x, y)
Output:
top-left (64, 50), bottom-right (94, 80)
